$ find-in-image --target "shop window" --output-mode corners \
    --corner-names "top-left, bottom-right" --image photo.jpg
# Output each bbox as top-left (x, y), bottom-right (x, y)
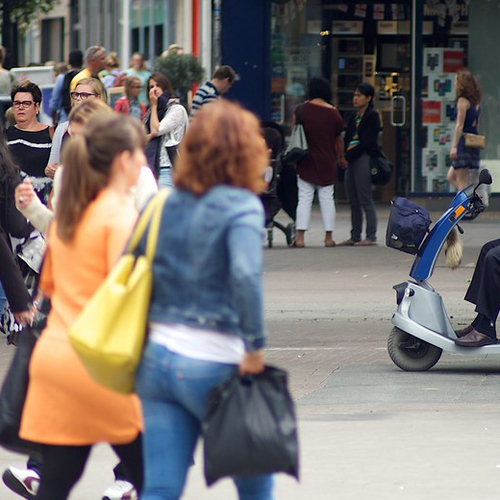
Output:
top-left (41, 18), bottom-right (64, 64)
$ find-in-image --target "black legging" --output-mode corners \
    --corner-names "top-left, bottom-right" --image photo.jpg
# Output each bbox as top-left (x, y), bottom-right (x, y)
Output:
top-left (35, 434), bottom-right (143, 500)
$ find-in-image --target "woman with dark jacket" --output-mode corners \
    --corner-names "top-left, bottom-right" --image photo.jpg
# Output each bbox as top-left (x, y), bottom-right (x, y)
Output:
top-left (339, 83), bottom-right (381, 246)
top-left (0, 126), bottom-right (34, 325)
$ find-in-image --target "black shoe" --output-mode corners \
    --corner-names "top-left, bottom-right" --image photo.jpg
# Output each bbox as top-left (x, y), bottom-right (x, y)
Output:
top-left (455, 324), bottom-right (474, 338)
top-left (285, 223), bottom-right (296, 247)
top-left (455, 329), bottom-right (496, 347)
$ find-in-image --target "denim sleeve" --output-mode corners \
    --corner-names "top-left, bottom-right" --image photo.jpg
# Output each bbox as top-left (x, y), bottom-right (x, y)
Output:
top-left (49, 74), bottom-right (64, 114)
top-left (227, 200), bottom-right (266, 351)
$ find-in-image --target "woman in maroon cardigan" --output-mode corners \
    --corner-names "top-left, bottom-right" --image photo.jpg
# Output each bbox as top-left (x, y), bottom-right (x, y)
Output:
top-left (294, 77), bottom-right (345, 248)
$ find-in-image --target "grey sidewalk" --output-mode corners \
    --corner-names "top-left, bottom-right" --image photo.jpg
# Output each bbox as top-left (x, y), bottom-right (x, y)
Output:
top-left (1, 203), bottom-right (500, 499)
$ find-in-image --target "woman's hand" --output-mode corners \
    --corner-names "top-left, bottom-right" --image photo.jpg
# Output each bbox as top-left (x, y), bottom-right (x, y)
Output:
top-left (15, 179), bottom-right (36, 210)
top-left (14, 309), bottom-right (34, 326)
top-left (238, 349), bottom-right (265, 376)
top-left (338, 157), bottom-right (347, 169)
top-left (149, 88), bottom-right (159, 106)
top-left (44, 163), bottom-right (59, 179)
top-left (450, 146), bottom-right (458, 161)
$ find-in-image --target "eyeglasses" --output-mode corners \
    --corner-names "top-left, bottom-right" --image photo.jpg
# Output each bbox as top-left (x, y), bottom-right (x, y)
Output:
top-left (70, 91), bottom-right (98, 100)
top-left (12, 101), bottom-right (34, 109)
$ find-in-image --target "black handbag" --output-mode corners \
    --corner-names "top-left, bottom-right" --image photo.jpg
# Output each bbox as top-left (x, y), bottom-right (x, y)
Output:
top-left (203, 366), bottom-right (299, 486)
top-left (0, 297), bottom-right (50, 460)
top-left (370, 150), bottom-right (393, 186)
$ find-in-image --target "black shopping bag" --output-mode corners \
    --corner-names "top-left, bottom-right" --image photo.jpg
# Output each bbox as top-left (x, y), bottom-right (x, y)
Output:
top-left (0, 298), bottom-right (50, 460)
top-left (202, 366), bottom-right (299, 486)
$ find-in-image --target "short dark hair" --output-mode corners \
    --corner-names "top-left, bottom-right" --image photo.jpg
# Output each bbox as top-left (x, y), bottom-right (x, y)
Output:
top-left (147, 72), bottom-right (174, 96)
top-left (213, 65), bottom-right (237, 82)
top-left (308, 77), bottom-right (332, 103)
top-left (356, 82), bottom-right (375, 107)
top-left (69, 49), bottom-right (83, 68)
top-left (11, 81), bottom-right (42, 104)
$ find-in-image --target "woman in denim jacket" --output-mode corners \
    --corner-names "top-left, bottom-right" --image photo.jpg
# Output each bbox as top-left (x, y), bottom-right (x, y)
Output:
top-left (136, 100), bottom-right (274, 500)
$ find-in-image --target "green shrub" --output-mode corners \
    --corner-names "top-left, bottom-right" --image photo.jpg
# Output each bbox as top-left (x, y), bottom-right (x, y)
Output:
top-left (154, 53), bottom-right (204, 101)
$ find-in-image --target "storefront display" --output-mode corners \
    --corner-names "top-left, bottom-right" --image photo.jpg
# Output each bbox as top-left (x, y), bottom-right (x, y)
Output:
top-left (267, 0), bottom-right (499, 197)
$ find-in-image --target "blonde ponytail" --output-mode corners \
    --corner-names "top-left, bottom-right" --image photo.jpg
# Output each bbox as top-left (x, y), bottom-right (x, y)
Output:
top-left (56, 135), bottom-right (107, 241)
top-left (55, 114), bottom-right (146, 242)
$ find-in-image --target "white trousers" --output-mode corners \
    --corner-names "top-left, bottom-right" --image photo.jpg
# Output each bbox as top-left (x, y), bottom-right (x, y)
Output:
top-left (296, 177), bottom-right (335, 232)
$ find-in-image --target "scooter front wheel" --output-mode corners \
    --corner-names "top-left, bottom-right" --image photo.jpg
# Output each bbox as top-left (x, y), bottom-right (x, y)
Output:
top-left (388, 327), bottom-right (442, 371)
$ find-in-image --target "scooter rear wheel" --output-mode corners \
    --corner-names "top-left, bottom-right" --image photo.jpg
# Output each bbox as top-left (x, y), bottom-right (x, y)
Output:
top-left (388, 327), bottom-right (442, 371)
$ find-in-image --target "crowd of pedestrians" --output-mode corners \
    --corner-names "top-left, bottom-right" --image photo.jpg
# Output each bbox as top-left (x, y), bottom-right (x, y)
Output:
top-left (0, 36), bottom-right (489, 500)
top-left (0, 39), bottom-right (278, 500)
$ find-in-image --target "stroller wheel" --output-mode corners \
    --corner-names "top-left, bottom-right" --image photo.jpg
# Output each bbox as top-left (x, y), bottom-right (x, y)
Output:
top-left (285, 223), bottom-right (296, 247)
top-left (267, 225), bottom-right (273, 248)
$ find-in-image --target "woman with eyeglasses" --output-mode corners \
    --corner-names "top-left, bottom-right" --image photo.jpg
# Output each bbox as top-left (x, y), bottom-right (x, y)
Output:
top-left (45, 77), bottom-right (108, 180)
top-left (6, 81), bottom-right (53, 204)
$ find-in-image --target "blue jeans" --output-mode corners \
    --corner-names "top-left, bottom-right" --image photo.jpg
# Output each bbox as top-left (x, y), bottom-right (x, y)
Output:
top-left (0, 282), bottom-right (6, 316)
top-left (158, 167), bottom-right (173, 189)
top-left (136, 342), bottom-right (274, 500)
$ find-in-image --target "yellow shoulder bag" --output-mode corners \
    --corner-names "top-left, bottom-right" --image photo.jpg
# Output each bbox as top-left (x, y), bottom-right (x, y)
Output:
top-left (69, 189), bottom-right (170, 394)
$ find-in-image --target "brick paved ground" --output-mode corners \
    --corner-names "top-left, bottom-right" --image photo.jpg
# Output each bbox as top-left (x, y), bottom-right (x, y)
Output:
top-left (1, 205), bottom-right (500, 499)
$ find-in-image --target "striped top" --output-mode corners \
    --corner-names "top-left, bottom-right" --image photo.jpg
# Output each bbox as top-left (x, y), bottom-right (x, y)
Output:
top-left (347, 114), bottom-right (362, 151)
top-left (190, 81), bottom-right (219, 117)
top-left (7, 126), bottom-right (52, 178)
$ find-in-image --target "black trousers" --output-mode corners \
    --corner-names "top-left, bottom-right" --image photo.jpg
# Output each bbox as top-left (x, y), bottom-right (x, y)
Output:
top-left (464, 238), bottom-right (500, 321)
top-left (35, 434), bottom-right (143, 500)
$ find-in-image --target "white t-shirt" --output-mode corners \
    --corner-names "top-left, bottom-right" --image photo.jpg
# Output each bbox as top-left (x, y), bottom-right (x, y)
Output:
top-left (149, 322), bottom-right (245, 365)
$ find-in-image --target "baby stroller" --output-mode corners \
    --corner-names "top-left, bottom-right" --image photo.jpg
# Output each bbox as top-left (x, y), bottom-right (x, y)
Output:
top-left (261, 122), bottom-right (297, 248)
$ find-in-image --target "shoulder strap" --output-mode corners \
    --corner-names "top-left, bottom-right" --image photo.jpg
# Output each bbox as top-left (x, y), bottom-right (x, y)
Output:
top-left (297, 104), bottom-right (305, 125)
top-left (126, 189), bottom-right (170, 260)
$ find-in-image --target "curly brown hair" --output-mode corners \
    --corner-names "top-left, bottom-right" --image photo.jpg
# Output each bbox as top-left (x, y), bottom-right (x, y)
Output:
top-left (174, 101), bottom-right (268, 195)
top-left (456, 69), bottom-right (481, 106)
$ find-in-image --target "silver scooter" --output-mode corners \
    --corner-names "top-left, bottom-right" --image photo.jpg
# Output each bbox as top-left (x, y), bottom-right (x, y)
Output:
top-left (388, 169), bottom-right (494, 371)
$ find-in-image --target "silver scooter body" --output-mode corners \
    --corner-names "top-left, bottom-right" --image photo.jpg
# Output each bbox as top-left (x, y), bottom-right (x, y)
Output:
top-left (392, 280), bottom-right (500, 355)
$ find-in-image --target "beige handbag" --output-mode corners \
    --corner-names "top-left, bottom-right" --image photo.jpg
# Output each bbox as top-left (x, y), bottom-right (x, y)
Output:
top-left (463, 133), bottom-right (485, 149)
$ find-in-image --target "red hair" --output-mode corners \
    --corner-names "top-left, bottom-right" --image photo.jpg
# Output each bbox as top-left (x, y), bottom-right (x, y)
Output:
top-left (174, 101), bottom-right (268, 195)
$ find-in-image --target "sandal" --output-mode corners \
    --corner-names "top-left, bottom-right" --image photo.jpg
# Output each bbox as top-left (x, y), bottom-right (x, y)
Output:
top-left (355, 239), bottom-right (378, 246)
top-left (337, 239), bottom-right (357, 246)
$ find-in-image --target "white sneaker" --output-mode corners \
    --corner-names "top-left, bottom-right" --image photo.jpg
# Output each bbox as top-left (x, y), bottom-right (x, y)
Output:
top-left (102, 479), bottom-right (138, 500)
top-left (2, 466), bottom-right (40, 500)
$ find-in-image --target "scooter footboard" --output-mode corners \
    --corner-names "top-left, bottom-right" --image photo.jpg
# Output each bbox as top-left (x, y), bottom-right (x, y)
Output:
top-left (392, 312), bottom-right (500, 354)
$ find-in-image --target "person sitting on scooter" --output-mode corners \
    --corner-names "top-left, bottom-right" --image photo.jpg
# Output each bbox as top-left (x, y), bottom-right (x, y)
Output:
top-left (455, 239), bottom-right (500, 347)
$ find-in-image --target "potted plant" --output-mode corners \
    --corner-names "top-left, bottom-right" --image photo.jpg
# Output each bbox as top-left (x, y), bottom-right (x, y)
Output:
top-left (154, 53), bottom-right (204, 107)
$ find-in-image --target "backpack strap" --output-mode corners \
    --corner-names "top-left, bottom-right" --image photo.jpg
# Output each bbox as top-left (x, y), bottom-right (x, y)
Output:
top-left (297, 104), bottom-right (305, 125)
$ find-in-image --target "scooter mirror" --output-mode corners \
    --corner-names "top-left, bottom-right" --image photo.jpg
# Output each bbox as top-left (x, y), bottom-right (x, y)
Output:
top-left (479, 169), bottom-right (492, 186)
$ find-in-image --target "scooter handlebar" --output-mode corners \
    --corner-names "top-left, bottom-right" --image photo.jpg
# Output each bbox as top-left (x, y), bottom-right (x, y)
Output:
top-left (479, 168), bottom-right (492, 186)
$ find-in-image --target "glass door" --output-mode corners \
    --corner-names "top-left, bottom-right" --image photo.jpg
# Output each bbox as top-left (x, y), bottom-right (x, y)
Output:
top-left (270, 0), bottom-right (323, 135)
top-left (269, 0), bottom-right (414, 197)
top-left (324, 1), bottom-right (413, 199)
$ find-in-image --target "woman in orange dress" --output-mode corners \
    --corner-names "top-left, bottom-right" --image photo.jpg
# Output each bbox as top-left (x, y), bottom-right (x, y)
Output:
top-left (20, 114), bottom-right (146, 500)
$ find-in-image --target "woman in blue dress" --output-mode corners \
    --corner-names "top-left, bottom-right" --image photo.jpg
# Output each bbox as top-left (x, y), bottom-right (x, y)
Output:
top-left (448, 69), bottom-right (482, 191)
